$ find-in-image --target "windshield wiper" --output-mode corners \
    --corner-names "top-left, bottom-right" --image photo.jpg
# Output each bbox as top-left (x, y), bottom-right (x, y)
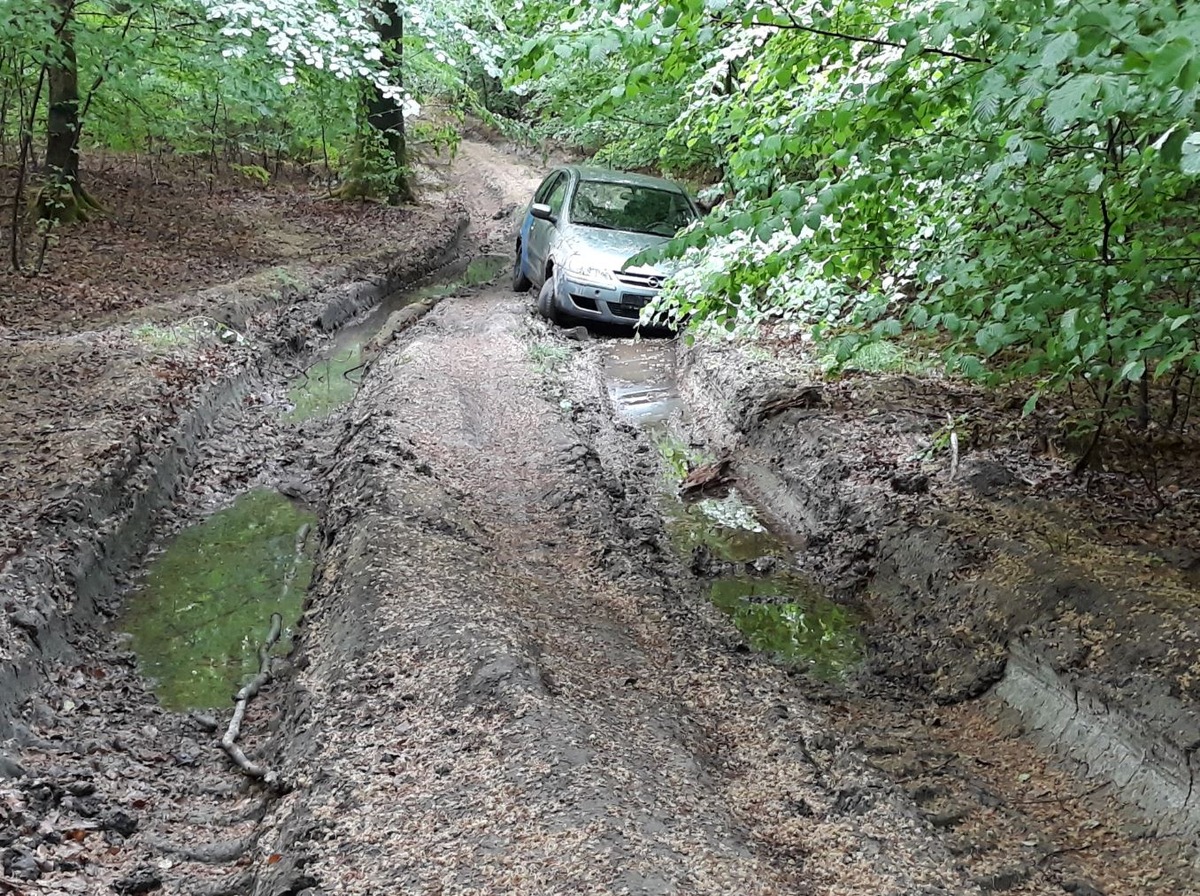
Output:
top-left (579, 221), bottom-right (619, 231)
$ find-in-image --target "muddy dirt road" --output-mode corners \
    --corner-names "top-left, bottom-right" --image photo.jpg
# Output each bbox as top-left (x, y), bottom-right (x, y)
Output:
top-left (253, 291), bottom-right (973, 895)
top-left (2, 140), bottom-right (1196, 896)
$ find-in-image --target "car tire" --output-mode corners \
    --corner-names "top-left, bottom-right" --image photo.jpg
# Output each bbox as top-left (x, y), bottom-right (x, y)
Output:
top-left (537, 279), bottom-right (561, 325)
top-left (512, 245), bottom-right (532, 292)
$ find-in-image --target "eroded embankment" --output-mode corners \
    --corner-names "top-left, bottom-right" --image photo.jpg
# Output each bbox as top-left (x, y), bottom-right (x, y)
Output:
top-left (252, 291), bottom-right (982, 896)
top-left (0, 208), bottom-right (467, 738)
top-left (675, 339), bottom-right (1200, 845)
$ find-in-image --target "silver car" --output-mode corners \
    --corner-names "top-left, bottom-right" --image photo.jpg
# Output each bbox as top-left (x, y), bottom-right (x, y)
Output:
top-left (512, 166), bottom-right (699, 327)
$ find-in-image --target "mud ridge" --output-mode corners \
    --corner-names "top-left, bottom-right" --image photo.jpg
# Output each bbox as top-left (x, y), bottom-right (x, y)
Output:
top-left (996, 641), bottom-right (1200, 836)
top-left (0, 213), bottom-right (467, 739)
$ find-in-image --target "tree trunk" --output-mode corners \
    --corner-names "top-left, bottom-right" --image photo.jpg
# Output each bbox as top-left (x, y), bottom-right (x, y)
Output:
top-left (38, 0), bottom-right (96, 223)
top-left (367, 0), bottom-right (414, 205)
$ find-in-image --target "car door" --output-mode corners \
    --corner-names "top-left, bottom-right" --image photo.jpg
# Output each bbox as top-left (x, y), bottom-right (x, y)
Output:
top-left (525, 171), bottom-right (570, 287)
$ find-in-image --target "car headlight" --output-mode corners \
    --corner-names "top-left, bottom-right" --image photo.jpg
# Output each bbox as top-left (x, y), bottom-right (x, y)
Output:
top-left (564, 255), bottom-right (612, 284)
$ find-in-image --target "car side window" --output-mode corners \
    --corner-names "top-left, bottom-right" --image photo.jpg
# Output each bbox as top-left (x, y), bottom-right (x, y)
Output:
top-left (546, 176), bottom-right (569, 218)
top-left (534, 172), bottom-right (563, 205)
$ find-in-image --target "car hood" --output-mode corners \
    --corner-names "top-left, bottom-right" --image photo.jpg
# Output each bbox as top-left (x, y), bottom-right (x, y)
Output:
top-left (559, 225), bottom-right (670, 273)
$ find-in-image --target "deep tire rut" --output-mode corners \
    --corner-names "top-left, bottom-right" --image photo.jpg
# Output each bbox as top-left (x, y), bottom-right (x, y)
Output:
top-left (252, 292), bottom-right (979, 895)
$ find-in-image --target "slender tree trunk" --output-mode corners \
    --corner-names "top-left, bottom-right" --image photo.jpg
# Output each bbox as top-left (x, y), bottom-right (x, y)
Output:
top-left (9, 64), bottom-right (46, 272)
top-left (367, 0), bottom-right (414, 204)
top-left (38, 0), bottom-right (96, 223)
top-left (0, 51), bottom-right (10, 162)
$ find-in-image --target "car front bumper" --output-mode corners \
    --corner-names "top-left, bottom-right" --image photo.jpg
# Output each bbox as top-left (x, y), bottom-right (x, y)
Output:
top-left (554, 275), bottom-right (658, 326)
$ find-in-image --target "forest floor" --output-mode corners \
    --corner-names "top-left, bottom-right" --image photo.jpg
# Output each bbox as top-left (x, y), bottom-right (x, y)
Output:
top-left (0, 137), bottom-right (1198, 896)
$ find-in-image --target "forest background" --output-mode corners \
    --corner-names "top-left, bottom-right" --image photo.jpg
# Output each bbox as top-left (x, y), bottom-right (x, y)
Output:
top-left (3, 0), bottom-right (1200, 464)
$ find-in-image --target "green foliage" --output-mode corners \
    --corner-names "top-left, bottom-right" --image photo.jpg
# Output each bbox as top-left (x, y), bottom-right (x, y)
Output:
top-left (0, 0), bottom-right (512, 216)
top-left (411, 118), bottom-right (462, 160)
top-left (230, 163), bottom-right (270, 186)
top-left (336, 121), bottom-right (409, 200)
top-left (515, 0), bottom-right (1200, 432)
top-left (528, 341), bottom-right (571, 370)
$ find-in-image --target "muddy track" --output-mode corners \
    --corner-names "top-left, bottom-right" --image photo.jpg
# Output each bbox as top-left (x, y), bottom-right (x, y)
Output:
top-left (3, 139), bottom-right (1197, 896)
top-left (253, 290), bottom-right (976, 896)
top-left (0, 216), bottom-right (468, 740)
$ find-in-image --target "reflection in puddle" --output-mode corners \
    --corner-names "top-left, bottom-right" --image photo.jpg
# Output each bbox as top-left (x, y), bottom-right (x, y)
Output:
top-left (120, 490), bottom-right (316, 710)
top-left (663, 493), bottom-right (782, 563)
top-left (645, 412), bottom-right (862, 676)
top-left (603, 341), bottom-right (680, 425)
top-left (654, 432), bottom-right (781, 562)
top-left (710, 576), bottom-right (862, 678)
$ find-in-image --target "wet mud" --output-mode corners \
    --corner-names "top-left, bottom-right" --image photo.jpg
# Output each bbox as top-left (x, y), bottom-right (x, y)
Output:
top-left (670, 339), bottom-right (1200, 892)
top-left (253, 291), bottom-right (980, 896)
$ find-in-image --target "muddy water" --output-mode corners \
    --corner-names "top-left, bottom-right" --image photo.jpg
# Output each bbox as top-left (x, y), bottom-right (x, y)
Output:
top-left (602, 340), bottom-right (682, 425)
top-left (119, 490), bottom-right (316, 710)
top-left (602, 340), bottom-right (863, 677)
top-left (288, 254), bottom-right (509, 420)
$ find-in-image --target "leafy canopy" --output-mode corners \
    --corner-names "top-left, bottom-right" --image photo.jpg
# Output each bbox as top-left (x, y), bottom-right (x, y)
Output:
top-left (513, 0), bottom-right (1200, 426)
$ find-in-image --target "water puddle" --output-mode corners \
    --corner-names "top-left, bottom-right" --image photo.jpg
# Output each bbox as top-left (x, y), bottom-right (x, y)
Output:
top-left (710, 576), bottom-right (862, 678)
top-left (654, 432), bottom-right (779, 561)
top-left (286, 344), bottom-right (364, 421)
top-left (286, 253), bottom-right (508, 420)
top-left (602, 341), bottom-right (680, 425)
top-left (648, 423), bottom-right (863, 676)
top-left (662, 493), bottom-right (783, 563)
top-left (119, 490), bottom-right (317, 710)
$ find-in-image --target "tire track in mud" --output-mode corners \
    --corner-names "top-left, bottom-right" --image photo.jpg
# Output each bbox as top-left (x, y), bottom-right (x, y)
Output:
top-left (254, 291), bottom-right (979, 896)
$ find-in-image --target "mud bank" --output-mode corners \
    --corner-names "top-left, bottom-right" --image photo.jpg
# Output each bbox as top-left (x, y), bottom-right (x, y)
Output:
top-left (676, 339), bottom-right (1200, 845)
top-left (0, 207), bottom-right (467, 739)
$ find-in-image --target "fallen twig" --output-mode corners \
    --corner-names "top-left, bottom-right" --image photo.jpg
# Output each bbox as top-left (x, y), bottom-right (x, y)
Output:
top-left (145, 833), bottom-right (257, 864)
top-left (947, 412), bottom-right (960, 480)
top-left (220, 612), bottom-right (283, 788)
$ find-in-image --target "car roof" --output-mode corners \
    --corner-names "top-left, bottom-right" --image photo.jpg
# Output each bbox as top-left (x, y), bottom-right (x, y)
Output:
top-left (566, 165), bottom-right (689, 194)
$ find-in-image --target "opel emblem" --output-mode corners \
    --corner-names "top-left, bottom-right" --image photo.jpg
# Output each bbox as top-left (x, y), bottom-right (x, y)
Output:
top-left (648, 276), bottom-right (663, 288)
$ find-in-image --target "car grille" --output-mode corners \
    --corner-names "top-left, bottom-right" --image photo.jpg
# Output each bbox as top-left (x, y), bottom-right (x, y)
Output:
top-left (569, 294), bottom-right (599, 312)
top-left (613, 270), bottom-right (665, 290)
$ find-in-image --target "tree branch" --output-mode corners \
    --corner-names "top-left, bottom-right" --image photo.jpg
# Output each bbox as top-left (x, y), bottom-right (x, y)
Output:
top-left (769, 12), bottom-right (989, 64)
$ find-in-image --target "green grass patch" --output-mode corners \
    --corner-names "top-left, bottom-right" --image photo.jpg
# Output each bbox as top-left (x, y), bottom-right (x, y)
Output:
top-left (529, 341), bottom-right (571, 371)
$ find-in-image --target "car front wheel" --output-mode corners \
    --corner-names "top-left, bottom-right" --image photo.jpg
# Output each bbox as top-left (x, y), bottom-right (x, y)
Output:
top-left (512, 244), bottom-right (532, 292)
top-left (537, 279), bottom-right (561, 324)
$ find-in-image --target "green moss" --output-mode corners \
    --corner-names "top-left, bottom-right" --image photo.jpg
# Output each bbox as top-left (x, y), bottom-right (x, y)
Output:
top-left (120, 490), bottom-right (316, 710)
top-left (529, 342), bottom-right (571, 370)
top-left (461, 254), bottom-right (508, 286)
top-left (131, 321), bottom-right (206, 350)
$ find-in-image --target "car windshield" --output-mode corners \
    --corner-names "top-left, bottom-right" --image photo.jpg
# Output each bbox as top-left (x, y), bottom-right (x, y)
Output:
top-left (569, 180), bottom-right (695, 237)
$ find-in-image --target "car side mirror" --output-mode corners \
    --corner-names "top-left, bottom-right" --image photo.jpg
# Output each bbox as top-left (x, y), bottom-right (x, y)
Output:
top-left (531, 202), bottom-right (554, 222)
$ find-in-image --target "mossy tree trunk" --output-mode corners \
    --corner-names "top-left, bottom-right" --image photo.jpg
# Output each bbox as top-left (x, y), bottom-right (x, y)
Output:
top-left (38, 0), bottom-right (99, 223)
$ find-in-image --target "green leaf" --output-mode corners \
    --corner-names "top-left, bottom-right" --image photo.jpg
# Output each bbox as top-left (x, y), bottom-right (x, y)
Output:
top-left (1119, 358), bottom-right (1146, 382)
top-left (1149, 37), bottom-right (1194, 87)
